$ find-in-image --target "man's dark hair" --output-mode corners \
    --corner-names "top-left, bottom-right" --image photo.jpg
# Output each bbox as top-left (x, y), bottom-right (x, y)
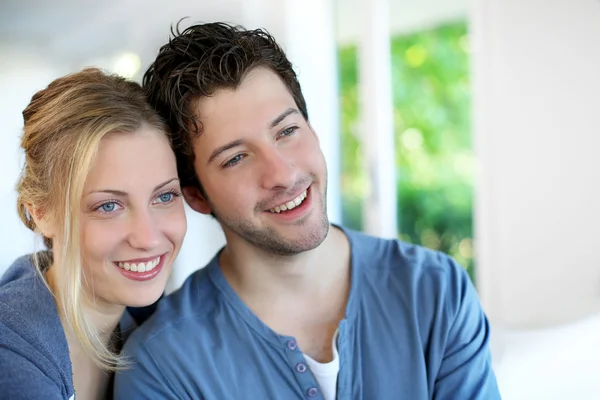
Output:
top-left (143, 21), bottom-right (309, 191)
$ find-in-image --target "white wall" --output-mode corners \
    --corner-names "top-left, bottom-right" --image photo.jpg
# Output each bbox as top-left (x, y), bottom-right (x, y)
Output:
top-left (0, 46), bottom-right (67, 275)
top-left (494, 313), bottom-right (600, 399)
top-left (473, 0), bottom-right (600, 328)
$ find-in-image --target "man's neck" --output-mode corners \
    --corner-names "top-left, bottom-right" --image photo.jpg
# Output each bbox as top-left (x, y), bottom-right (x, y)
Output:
top-left (219, 225), bottom-right (351, 362)
top-left (219, 225), bottom-right (350, 300)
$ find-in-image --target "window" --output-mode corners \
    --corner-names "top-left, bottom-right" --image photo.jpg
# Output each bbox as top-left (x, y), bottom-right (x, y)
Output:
top-left (338, 21), bottom-right (474, 280)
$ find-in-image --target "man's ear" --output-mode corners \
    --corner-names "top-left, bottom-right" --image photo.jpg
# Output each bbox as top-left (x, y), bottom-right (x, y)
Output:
top-left (26, 204), bottom-right (56, 239)
top-left (182, 186), bottom-right (212, 215)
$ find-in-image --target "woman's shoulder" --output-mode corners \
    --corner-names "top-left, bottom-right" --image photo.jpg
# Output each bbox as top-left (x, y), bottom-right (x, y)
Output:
top-left (0, 254), bottom-right (55, 328)
top-left (0, 253), bottom-right (74, 398)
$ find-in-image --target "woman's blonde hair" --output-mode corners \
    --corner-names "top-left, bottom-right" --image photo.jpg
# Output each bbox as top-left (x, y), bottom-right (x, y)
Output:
top-left (17, 68), bottom-right (168, 370)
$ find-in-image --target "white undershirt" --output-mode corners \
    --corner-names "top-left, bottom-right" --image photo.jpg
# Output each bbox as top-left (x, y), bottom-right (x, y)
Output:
top-left (302, 331), bottom-right (340, 400)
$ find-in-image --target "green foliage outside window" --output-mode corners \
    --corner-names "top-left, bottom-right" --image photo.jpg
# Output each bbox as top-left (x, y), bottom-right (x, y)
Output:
top-left (338, 21), bottom-right (474, 280)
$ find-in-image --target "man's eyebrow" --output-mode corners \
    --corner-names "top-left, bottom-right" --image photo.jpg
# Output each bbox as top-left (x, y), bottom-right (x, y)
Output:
top-left (269, 108), bottom-right (299, 129)
top-left (206, 109), bottom-right (298, 165)
top-left (86, 178), bottom-right (179, 196)
top-left (207, 139), bottom-right (245, 165)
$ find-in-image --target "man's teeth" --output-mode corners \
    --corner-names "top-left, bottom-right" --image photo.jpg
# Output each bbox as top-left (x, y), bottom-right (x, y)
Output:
top-left (269, 190), bottom-right (307, 213)
top-left (116, 256), bottom-right (160, 272)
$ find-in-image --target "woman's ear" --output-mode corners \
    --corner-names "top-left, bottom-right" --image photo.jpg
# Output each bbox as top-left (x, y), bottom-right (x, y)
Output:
top-left (182, 187), bottom-right (212, 215)
top-left (27, 204), bottom-right (56, 239)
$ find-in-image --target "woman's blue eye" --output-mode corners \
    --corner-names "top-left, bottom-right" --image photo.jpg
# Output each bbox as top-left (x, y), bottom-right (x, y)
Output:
top-left (101, 203), bottom-right (117, 212)
top-left (158, 193), bottom-right (173, 203)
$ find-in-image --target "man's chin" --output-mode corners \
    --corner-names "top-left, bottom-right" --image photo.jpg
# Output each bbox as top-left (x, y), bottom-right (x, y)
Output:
top-left (267, 222), bottom-right (329, 255)
top-left (218, 209), bottom-right (329, 254)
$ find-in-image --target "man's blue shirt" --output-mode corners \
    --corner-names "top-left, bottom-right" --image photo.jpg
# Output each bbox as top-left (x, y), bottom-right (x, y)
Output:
top-left (114, 227), bottom-right (500, 399)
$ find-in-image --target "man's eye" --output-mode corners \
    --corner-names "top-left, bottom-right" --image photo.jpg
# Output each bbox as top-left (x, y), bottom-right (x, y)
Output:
top-left (224, 154), bottom-right (245, 168)
top-left (279, 126), bottom-right (298, 137)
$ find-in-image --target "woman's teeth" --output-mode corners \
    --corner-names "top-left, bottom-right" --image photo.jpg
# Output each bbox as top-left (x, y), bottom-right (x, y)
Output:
top-left (116, 256), bottom-right (160, 272)
top-left (269, 190), bottom-right (307, 213)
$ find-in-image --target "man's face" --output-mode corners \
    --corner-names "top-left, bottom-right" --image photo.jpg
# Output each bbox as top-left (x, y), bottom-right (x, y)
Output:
top-left (184, 67), bottom-right (329, 255)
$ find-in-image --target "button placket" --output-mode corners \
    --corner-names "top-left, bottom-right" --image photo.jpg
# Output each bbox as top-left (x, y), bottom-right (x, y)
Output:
top-left (287, 339), bottom-right (298, 351)
top-left (283, 336), bottom-right (322, 399)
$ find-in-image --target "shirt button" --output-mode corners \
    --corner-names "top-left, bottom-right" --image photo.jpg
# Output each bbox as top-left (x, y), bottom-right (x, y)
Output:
top-left (307, 387), bottom-right (318, 397)
top-left (287, 339), bottom-right (297, 350)
top-left (296, 363), bottom-right (307, 373)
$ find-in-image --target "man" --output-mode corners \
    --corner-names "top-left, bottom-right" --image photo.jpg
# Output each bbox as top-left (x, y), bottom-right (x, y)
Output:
top-left (114, 22), bottom-right (500, 399)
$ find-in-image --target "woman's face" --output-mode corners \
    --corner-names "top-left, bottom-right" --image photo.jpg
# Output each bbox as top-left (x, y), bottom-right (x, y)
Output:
top-left (75, 126), bottom-right (186, 309)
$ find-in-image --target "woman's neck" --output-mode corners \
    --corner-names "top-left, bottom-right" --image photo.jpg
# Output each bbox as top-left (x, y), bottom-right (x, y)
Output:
top-left (46, 263), bottom-right (126, 399)
top-left (45, 263), bottom-right (125, 343)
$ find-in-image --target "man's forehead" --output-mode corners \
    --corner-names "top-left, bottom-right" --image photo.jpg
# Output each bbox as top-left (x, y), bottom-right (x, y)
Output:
top-left (194, 99), bottom-right (296, 135)
top-left (192, 68), bottom-right (292, 113)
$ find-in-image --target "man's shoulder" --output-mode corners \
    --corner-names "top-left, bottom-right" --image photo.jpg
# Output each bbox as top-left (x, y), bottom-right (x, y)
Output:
top-left (344, 228), bottom-right (481, 348)
top-left (343, 227), bottom-right (472, 310)
top-left (345, 227), bottom-right (463, 276)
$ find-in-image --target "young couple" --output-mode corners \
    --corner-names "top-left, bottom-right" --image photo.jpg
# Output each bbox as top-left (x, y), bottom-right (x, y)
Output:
top-left (0, 22), bottom-right (500, 399)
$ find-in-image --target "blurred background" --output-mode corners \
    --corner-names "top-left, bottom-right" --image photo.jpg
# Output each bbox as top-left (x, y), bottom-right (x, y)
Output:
top-left (1, 0), bottom-right (600, 398)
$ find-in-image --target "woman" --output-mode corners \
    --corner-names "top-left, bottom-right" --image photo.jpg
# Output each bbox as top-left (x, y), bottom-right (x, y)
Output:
top-left (0, 68), bottom-right (187, 399)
